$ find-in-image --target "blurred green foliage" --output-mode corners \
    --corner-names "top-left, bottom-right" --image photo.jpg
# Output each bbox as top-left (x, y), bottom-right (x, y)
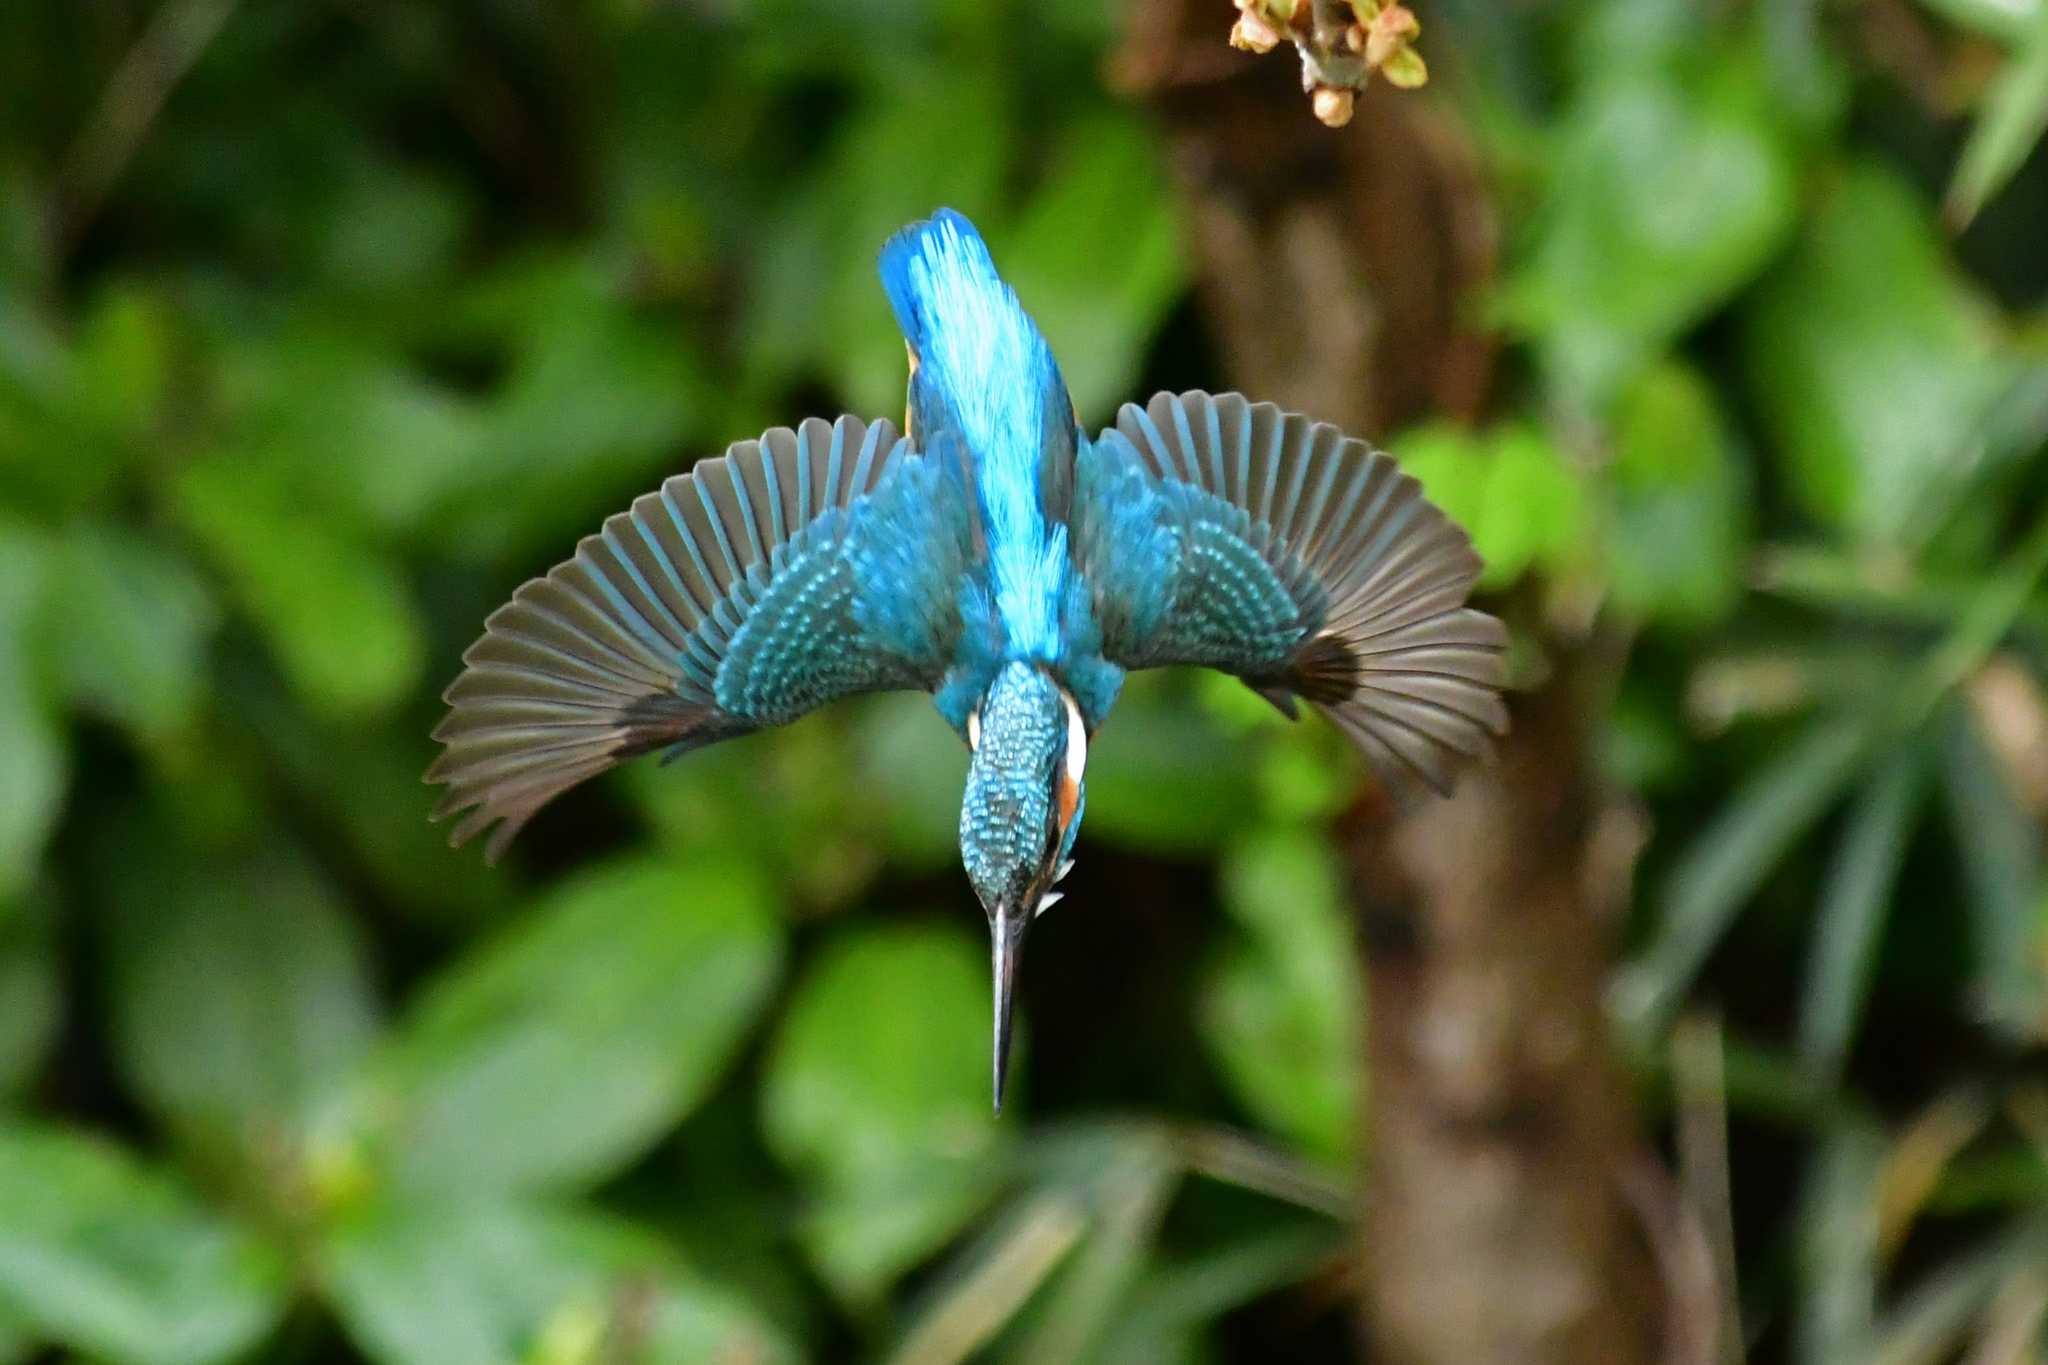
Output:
top-left (0, 0), bottom-right (2045, 1361)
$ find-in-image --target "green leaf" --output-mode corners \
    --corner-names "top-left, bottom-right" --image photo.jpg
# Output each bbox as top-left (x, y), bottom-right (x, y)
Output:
top-left (1940, 706), bottom-right (2047, 1041)
top-left (1799, 1122), bottom-right (1885, 1365)
top-left (761, 923), bottom-right (1006, 1304)
top-left (800, 1158), bottom-right (1010, 1312)
top-left (882, 1186), bottom-right (1092, 1365)
top-left (997, 114), bottom-right (1184, 425)
top-left (1393, 423), bottom-right (1586, 590)
top-left (314, 157), bottom-right (469, 295)
top-left (0, 525), bottom-right (64, 898)
top-left (353, 856), bottom-right (783, 1197)
top-left (1605, 361), bottom-right (1749, 627)
top-left (853, 692), bottom-right (972, 872)
top-left (1392, 424), bottom-right (1489, 539)
top-left (322, 1198), bottom-right (798, 1365)
top-left (72, 284), bottom-right (172, 445)
top-left (0, 293), bottom-right (138, 516)
top-left (1741, 162), bottom-right (2009, 546)
top-left (1505, 49), bottom-right (1798, 403)
top-left (1865, 1214), bottom-right (2048, 1365)
top-left (1083, 675), bottom-right (1251, 854)
top-left (42, 524), bottom-right (219, 743)
top-left (1012, 1132), bottom-right (1180, 1365)
top-left (1917, 0), bottom-right (2045, 48)
top-left (1097, 1223), bottom-right (1342, 1361)
top-left (1615, 707), bottom-right (1884, 1039)
top-left (435, 254), bottom-right (705, 564)
top-left (235, 679), bottom-right (504, 930)
top-left (0, 1123), bottom-right (286, 1365)
top-left (205, 332), bottom-right (492, 546)
top-left (96, 834), bottom-right (377, 1143)
top-left (884, 1124), bottom-right (1186, 1365)
top-left (1475, 425), bottom-right (1589, 588)
top-left (0, 1306), bottom-right (27, 1365)
top-left (171, 459), bottom-right (424, 718)
top-left (746, 78), bottom-right (1009, 418)
top-left (1798, 745), bottom-right (1927, 1084)
top-left (0, 910), bottom-right (56, 1104)
top-left (1946, 13), bottom-right (2048, 226)
top-left (1198, 833), bottom-right (1360, 1162)
top-left (761, 927), bottom-right (998, 1174)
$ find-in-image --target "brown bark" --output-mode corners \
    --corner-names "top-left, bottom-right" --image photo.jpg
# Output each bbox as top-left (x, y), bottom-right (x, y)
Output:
top-left (1112, 1), bottom-right (1497, 436)
top-left (1342, 670), bottom-right (1660, 1365)
top-left (1117, 9), bottom-right (1669, 1363)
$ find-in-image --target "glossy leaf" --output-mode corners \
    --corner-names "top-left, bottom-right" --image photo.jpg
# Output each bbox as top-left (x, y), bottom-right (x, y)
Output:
top-left (1084, 675), bottom-right (1251, 854)
top-left (997, 114), bottom-right (1184, 425)
top-left (853, 692), bottom-right (972, 872)
top-left (0, 1123), bottom-right (286, 1365)
top-left (0, 911), bottom-right (55, 1103)
top-left (96, 834), bottom-right (377, 1142)
top-left (746, 77), bottom-right (1009, 419)
top-left (204, 332), bottom-right (490, 546)
top-left (440, 255), bottom-right (708, 564)
top-left (1198, 832), bottom-right (1359, 1162)
top-left (1475, 425), bottom-right (1589, 589)
top-left (322, 1198), bottom-right (798, 1365)
top-left (352, 856), bottom-right (783, 1196)
top-left (171, 459), bottom-right (424, 718)
top-left (0, 526), bottom-right (63, 898)
top-left (761, 924), bottom-right (1005, 1304)
top-left (42, 525), bottom-right (219, 744)
top-left (1606, 361), bottom-right (1749, 627)
top-left (1394, 423), bottom-right (1588, 590)
top-left (1505, 47), bottom-right (1797, 403)
top-left (1741, 163), bottom-right (2008, 545)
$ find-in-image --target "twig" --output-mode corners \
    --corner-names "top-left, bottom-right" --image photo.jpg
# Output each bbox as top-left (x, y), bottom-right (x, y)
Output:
top-left (58, 0), bottom-right (242, 250)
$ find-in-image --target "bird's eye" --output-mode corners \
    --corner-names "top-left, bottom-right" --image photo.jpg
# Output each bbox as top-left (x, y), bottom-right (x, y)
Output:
top-left (966, 710), bottom-right (980, 750)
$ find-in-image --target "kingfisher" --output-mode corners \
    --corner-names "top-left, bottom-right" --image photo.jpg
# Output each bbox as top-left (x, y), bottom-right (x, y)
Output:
top-left (427, 210), bottom-right (1507, 1109)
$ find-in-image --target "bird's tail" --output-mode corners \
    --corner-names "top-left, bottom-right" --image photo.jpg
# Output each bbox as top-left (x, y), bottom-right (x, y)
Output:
top-left (878, 208), bottom-right (996, 357)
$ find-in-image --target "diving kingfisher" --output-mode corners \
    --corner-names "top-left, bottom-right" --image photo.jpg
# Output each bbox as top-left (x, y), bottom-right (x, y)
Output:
top-left (427, 210), bottom-right (1507, 1109)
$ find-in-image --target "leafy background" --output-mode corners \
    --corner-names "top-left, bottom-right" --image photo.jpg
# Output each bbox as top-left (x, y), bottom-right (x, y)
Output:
top-left (1, 0), bottom-right (2046, 1361)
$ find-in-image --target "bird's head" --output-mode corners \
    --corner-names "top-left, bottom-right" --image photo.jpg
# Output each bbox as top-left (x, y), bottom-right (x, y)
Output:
top-left (959, 660), bottom-right (1087, 1110)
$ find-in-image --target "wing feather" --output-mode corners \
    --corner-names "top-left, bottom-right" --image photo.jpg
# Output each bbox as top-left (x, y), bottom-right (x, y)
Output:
top-left (428, 413), bottom-right (958, 861)
top-left (1084, 390), bottom-right (1508, 795)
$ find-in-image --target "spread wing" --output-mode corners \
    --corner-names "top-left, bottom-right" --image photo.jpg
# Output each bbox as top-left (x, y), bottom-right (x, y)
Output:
top-left (428, 414), bottom-right (969, 860)
top-left (1074, 390), bottom-right (1507, 794)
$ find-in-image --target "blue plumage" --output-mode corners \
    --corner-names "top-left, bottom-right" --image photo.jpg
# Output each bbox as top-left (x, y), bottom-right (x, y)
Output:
top-left (430, 210), bottom-right (1509, 1110)
top-left (882, 212), bottom-right (1076, 664)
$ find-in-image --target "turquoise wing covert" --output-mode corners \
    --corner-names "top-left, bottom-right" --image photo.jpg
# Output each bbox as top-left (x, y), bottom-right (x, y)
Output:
top-left (429, 414), bottom-right (968, 861)
top-left (1075, 390), bottom-right (1508, 794)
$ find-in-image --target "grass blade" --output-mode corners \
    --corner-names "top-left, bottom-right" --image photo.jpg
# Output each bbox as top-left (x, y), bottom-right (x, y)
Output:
top-left (1798, 744), bottom-right (1929, 1084)
top-left (1941, 705), bottom-right (2048, 1041)
top-left (1946, 12), bottom-right (2048, 228)
top-left (1799, 1123), bottom-right (1886, 1365)
top-left (1617, 709), bottom-right (1882, 1041)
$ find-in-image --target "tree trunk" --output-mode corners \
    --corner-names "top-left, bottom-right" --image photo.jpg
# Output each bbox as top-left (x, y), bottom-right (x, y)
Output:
top-left (1116, 10), bottom-right (1666, 1362)
top-left (1342, 666), bottom-right (1661, 1364)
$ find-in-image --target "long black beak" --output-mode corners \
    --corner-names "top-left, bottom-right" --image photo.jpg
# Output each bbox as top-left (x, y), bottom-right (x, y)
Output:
top-left (989, 908), bottom-right (1030, 1112)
